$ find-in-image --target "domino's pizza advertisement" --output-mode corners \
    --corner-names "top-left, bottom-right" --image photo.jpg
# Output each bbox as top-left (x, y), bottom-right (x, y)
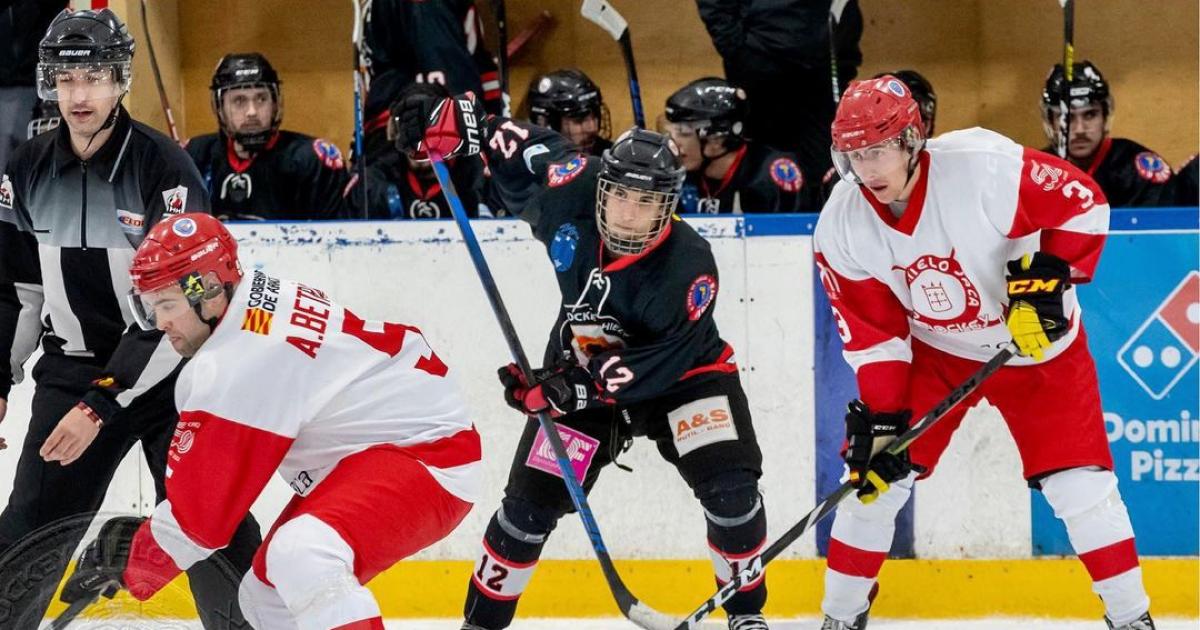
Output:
top-left (1032, 230), bottom-right (1199, 556)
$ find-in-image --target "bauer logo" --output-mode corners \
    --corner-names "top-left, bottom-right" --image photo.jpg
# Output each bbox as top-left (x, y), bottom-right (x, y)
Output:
top-left (1117, 271), bottom-right (1199, 400)
top-left (525, 425), bottom-right (600, 481)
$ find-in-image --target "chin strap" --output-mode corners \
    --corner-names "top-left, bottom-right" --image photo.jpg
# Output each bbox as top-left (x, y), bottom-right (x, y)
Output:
top-left (80, 94), bottom-right (126, 156)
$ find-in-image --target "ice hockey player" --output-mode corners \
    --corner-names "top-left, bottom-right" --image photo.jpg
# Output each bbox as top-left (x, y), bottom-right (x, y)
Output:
top-left (358, 81), bottom-right (487, 219)
top-left (0, 9), bottom-right (259, 626)
top-left (813, 76), bottom-right (1154, 630)
top-left (665, 77), bottom-right (814, 213)
top-left (525, 68), bottom-right (612, 156)
top-left (1040, 60), bottom-right (1174, 207)
top-left (399, 93), bottom-right (772, 630)
top-left (60, 213), bottom-right (482, 628)
top-left (185, 52), bottom-right (354, 220)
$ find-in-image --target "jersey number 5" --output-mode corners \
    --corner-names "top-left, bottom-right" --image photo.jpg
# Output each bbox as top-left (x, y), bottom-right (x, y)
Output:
top-left (343, 310), bottom-right (448, 377)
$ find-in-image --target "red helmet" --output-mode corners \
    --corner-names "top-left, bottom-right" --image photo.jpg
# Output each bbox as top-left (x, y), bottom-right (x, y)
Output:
top-left (130, 213), bottom-right (241, 293)
top-left (831, 76), bottom-right (924, 152)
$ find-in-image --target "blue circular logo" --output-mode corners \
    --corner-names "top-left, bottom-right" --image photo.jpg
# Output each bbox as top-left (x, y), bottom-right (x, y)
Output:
top-left (172, 217), bottom-right (197, 237)
top-left (551, 223), bottom-right (580, 272)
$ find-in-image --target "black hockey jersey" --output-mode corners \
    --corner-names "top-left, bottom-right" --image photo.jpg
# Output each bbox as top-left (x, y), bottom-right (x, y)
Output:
top-left (679, 143), bottom-right (816, 214)
top-left (1043, 137), bottom-right (1174, 208)
top-left (1172, 155), bottom-right (1197, 207)
top-left (185, 131), bottom-right (352, 220)
top-left (357, 151), bottom-right (485, 219)
top-left (481, 118), bottom-right (736, 404)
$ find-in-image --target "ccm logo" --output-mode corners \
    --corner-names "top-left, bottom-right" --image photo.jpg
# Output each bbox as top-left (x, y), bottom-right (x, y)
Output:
top-left (1008, 278), bottom-right (1060, 294)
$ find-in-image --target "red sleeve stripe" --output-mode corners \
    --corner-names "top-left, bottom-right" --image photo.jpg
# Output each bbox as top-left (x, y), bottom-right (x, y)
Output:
top-left (390, 425), bottom-right (482, 470)
top-left (1042, 229), bottom-right (1106, 281)
top-left (854, 360), bottom-right (912, 413)
top-left (842, 337), bottom-right (912, 372)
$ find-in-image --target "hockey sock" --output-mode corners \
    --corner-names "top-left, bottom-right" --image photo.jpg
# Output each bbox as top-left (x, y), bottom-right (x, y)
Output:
top-left (700, 474), bottom-right (768, 615)
top-left (822, 471), bottom-right (914, 622)
top-left (1041, 467), bottom-right (1150, 625)
top-left (464, 503), bottom-right (553, 629)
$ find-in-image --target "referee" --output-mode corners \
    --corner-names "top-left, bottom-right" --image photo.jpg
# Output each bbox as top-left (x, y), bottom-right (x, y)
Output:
top-left (0, 9), bottom-right (260, 626)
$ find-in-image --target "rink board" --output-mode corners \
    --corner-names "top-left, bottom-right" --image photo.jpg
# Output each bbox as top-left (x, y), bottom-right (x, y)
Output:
top-left (1, 211), bottom-right (1194, 621)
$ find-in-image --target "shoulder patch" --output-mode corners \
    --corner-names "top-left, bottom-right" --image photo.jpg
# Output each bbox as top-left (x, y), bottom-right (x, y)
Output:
top-left (1133, 151), bottom-right (1171, 184)
top-left (550, 223), bottom-right (580, 272)
top-left (548, 155), bottom-right (588, 187)
top-left (769, 157), bottom-right (803, 192)
top-left (0, 174), bottom-right (13, 209)
top-left (161, 185), bottom-right (189, 215)
top-left (686, 274), bottom-right (718, 321)
top-left (312, 139), bottom-right (345, 170)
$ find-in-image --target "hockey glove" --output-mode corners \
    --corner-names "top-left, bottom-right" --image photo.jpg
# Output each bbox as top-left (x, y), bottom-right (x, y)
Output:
top-left (395, 92), bottom-right (485, 161)
top-left (844, 400), bottom-right (914, 505)
top-left (497, 361), bottom-right (606, 418)
top-left (60, 516), bottom-right (144, 606)
top-left (1005, 252), bottom-right (1071, 361)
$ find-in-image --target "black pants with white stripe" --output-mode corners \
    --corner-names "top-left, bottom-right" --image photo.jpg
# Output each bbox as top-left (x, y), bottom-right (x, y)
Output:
top-left (0, 352), bottom-right (262, 628)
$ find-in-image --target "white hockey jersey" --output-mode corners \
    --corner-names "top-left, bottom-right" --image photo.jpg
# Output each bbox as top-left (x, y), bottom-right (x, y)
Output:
top-left (814, 127), bottom-right (1109, 412)
top-left (125, 269), bottom-right (481, 596)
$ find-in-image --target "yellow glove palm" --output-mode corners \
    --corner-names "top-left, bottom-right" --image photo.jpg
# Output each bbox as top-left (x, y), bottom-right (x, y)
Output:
top-left (1007, 301), bottom-right (1052, 361)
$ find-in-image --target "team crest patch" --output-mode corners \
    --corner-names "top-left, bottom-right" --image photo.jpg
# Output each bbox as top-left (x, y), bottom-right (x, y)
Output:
top-left (548, 155), bottom-right (587, 187)
top-left (769, 157), bottom-right (803, 192)
top-left (0, 174), bottom-right (12, 209)
top-left (687, 274), bottom-right (717, 321)
top-left (1134, 151), bottom-right (1171, 184)
top-left (551, 223), bottom-right (579, 272)
top-left (1029, 159), bottom-right (1066, 191)
top-left (161, 185), bottom-right (188, 215)
top-left (312, 139), bottom-right (345, 170)
top-left (241, 307), bottom-right (273, 335)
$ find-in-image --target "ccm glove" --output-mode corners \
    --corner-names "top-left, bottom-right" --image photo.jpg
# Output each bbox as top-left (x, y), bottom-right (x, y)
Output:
top-left (60, 517), bottom-right (144, 606)
top-left (1006, 252), bottom-right (1071, 361)
top-left (844, 400), bottom-right (914, 505)
top-left (394, 92), bottom-right (485, 160)
top-left (497, 361), bottom-right (607, 417)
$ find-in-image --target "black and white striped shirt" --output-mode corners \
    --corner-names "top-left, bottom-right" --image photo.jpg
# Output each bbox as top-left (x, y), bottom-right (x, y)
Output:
top-left (0, 106), bottom-right (210, 423)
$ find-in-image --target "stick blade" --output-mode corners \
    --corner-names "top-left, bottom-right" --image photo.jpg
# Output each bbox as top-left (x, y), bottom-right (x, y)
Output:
top-left (581, 0), bottom-right (627, 41)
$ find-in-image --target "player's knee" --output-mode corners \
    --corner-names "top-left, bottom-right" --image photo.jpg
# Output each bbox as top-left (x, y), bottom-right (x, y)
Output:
top-left (696, 470), bottom-right (762, 524)
top-left (263, 515), bottom-right (357, 605)
top-left (497, 496), bottom-right (565, 542)
top-left (238, 571), bottom-right (297, 630)
top-left (1039, 466), bottom-right (1121, 521)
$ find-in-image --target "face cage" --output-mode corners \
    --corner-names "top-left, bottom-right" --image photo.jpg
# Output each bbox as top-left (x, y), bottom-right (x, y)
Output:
top-left (831, 126), bottom-right (923, 185)
top-left (595, 179), bottom-right (678, 256)
top-left (36, 61), bottom-right (132, 101)
top-left (214, 83), bottom-right (283, 145)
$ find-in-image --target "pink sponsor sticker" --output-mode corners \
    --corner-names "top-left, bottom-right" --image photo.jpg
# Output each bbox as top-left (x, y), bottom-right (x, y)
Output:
top-left (525, 424), bottom-right (601, 481)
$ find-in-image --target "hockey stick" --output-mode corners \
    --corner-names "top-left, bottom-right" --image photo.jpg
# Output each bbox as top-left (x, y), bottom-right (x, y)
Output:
top-left (429, 153), bottom-right (676, 630)
top-left (1055, 0), bottom-right (1074, 159)
top-left (674, 343), bottom-right (1017, 629)
top-left (491, 0), bottom-right (510, 97)
top-left (46, 589), bottom-right (104, 630)
top-left (506, 10), bottom-right (554, 60)
top-left (581, 0), bottom-right (645, 128)
top-left (351, 0), bottom-right (369, 218)
top-left (828, 0), bottom-right (851, 104)
top-left (138, 0), bottom-right (179, 143)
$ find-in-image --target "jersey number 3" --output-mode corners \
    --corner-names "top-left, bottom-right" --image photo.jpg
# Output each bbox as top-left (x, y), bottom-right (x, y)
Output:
top-left (343, 310), bottom-right (448, 377)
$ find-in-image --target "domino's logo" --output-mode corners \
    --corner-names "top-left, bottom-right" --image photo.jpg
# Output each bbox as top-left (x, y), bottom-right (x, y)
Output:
top-left (1118, 271), bottom-right (1200, 400)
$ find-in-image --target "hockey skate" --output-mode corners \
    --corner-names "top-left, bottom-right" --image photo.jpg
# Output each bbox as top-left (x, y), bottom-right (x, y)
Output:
top-left (729, 613), bottom-right (770, 629)
top-left (819, 608), bottom-right (869, 630)
top-left (1106, 612), bottom-right (1155, 630)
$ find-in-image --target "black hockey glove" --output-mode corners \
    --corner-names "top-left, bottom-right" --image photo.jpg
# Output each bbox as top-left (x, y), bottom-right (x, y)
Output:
top-left (497, 361), bottom-right (607, 418)
top-left (844, 400), bottom-right (914, 505)
top-left (60, 516), bottom-right (144, 606)
top-left (394, 92), bottom-right (485, 161)
top-left (1006, 252), bottom-right (1071, 361)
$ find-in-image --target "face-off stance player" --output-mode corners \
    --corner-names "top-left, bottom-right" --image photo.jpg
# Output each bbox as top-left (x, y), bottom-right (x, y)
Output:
top-left (525, 68), bottom-right (612, 156)
top-left (184, 52), bottom-right (354, 220)
top-left (664, 77), bottom-right (813, 214)
top-left (813, 77), bottom-right (1154, 630)
top-left (400, 95), bottom-right (773, 630)
top-left (60, 213), bottom-right (482, 629)
top-left (1040, 60), bottom-right (1174, 208)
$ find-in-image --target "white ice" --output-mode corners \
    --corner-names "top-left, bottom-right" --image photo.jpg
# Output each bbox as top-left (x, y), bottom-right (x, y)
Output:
top-left (55, 619), bottom-right (1200, 630)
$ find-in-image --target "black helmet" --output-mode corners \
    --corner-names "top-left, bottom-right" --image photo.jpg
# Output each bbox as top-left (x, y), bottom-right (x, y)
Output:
top-left (1042, 60), bottom-right (1112, 114)
top-left (389, 82), bottom-right (451, 155)
top-left (876, 69), bottom-right (936, 136)
top-left (596, 129), bottom-right (685, 255)
top-left (36, 9), bottom-right (134, 101)
top-left (527, 69), bottom-right (610, 143)
top-left (210, 53), bottom-right (283, 150)
top-left (664, 77), bottom-right (748, 142)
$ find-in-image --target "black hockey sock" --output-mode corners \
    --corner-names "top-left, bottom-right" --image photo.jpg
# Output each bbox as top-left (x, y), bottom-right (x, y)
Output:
top-left (704, 489), bottom-right (768, 615)
top-left (463, 506), bottom-right (551, 629)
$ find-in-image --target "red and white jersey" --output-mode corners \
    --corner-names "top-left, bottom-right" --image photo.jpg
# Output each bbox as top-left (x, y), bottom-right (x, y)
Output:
top-left (814, 127), bottom-right (1109, 412)
top-left (123, 269), bottom-right (482, 598)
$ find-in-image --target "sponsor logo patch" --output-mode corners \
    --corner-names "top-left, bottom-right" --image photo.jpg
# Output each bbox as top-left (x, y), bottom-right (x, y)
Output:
top-left (162, 185), bottom-right (189, 215)
top-left (1134, 151), bottom-right (1172, 184)
top-left (525, 424), bottom-right (600, 481)
top-left (116, 209), bottom-right (145, 232)
top-left (312, 139), bottom-right (345, 170)
top-left (0, 174), bottom-right (12, 209)
top-left (671, 395), bottom-right (737, 457)
top-left (687, 274), bottom-right (717, 321)
top-left (769, 157), bottom-right (803, 192)
top-left (548, 155), bottom-right (587, 187)
top-left (1029, 159), bottom-right (1066, 191)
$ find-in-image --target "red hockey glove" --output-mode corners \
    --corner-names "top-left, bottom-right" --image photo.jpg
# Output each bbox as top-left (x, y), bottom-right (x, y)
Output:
top-left (497, 361), bottom-right (607, 418)
top-left (395, 92), bottom-right (485, 161)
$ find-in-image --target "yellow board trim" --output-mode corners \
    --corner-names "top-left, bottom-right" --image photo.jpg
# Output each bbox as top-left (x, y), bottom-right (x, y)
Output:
top-left (45, 558), bottom-right (1199, 619)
